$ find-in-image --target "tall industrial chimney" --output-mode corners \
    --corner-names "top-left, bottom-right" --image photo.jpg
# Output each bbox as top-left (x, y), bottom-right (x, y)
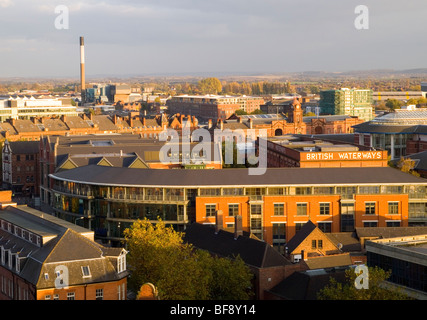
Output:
top-left (80, 36), bottom-right (86, 105)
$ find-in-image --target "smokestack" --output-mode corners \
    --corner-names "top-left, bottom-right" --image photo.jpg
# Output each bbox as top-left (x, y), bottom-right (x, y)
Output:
top-left (80, 36), bottom-right (86, 105)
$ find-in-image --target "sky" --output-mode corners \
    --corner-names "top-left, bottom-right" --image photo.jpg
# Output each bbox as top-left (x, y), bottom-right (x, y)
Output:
top-left (0, 0), bottom-right (426, 78)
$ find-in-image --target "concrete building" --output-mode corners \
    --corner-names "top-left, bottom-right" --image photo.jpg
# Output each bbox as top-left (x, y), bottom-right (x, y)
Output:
top-left (373, 91), bottom-right (424, 102)
top-left (366, 234), bottom-right (427, 298)
top-left (421, 82), bottom-right (427, 99)
top-left (319, 88), bottom-right (374, 121)
top-left (0, 97), bottom-right (78, 121)
top-left (0, 193), bottom-right (128, 300)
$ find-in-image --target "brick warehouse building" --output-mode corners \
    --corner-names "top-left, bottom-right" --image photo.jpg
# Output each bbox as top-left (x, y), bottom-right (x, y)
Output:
top-left (46, 165), bottom-right (427, 249)
top-left (212, 98), bottom-right (363, 137)
top-left (0, 195), bottom-right (128, 300)
top-left (261, 135), bottom-right (389, 168)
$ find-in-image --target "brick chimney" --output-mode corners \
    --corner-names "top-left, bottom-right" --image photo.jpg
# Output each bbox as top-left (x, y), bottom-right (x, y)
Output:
top-left (142, 117), bottom-right (146, 126)
top-left (248, 118), bottom-right (253, 129)
top-left (215, 210), bottom-right (223, 233)
top-left (234, 215), bottom-right (243, 239)
top-left (301, 250), bottom-right (308, 261)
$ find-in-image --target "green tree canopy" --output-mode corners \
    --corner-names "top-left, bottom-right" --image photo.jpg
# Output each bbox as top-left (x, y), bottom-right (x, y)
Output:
top-left (317, 266), bottom-right (413, 300)
top-left (385, 99), bottom-right (404, 110)
top-left (123, 218), bottom-right (253, 300)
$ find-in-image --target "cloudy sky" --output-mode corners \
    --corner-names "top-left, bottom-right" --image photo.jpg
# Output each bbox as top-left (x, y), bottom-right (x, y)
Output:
top-left (0, 0), bottom-right (426, 78)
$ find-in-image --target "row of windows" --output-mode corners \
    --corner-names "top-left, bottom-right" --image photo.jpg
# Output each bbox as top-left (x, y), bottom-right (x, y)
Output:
top-left (53, 182), bottom-right (427, 199)
top-left (205, 202), bottom-right (401, 217)
top-left (1, 275), bottom-right (30, 300)
top-left (0, 219), bottom-right (41, 246)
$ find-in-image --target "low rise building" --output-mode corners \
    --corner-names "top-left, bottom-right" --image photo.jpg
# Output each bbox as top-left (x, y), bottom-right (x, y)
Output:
top-left (366, 234), bottom-right (427, 298)
top-left (2, 140), bottom-right (40, 196)
top-left (0, 97), bottom-right (78, 121)
top-left (261, 135), bottom-right (388, 168)
top-left (0, 193), bottom-right (128, 300)
top-left (353, 108), bottom-right (427, 160)
top-left (166, 94), bottom-right (243, 121)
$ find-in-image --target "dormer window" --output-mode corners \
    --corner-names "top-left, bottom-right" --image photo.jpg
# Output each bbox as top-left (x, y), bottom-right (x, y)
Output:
top-left (81, 266), bottom-right (91, 278)
top-left (117, 252), bottom-right (126, 273)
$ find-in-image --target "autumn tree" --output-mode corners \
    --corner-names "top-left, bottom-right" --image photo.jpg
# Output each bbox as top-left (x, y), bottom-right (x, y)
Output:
top-left (197, 77), bottom-right (222, 94)
top-left (317, 266), bottom-right (413, 300)
top-left (123, 218), bottom-right (253, 300)
top-left (396, 157), bottom-right (420, 177)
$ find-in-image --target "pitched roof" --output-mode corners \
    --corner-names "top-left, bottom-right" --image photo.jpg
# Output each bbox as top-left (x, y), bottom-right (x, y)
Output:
top-left (183, 223), bottom-right (292, 268)
top-left (326, 232), bottom-right (362, 252)
top-left (284, 220), bottom-right (317, 253)
top-left (0, 206), bottom-right (127, 288)
top-left (7, 140), bottom-right (40, 154)
top-left (266, 268), bottom-right (348, 300)
top-left (407, 151), bottom-right (427, 171)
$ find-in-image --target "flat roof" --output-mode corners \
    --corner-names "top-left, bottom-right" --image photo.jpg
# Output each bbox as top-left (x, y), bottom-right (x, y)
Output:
top-left (0, 205), bottom-right (92, 238)
top-left (49, 165), bottom-right (427, 188)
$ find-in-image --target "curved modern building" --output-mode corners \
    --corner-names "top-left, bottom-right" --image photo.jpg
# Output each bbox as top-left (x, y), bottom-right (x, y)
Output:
top-left (47, 165), bottom-right (427, 249)
top-left (354, 108), bottom-right (427, 159)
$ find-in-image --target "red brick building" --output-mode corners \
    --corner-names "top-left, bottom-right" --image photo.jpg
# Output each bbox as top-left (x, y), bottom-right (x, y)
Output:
top-left (0, 195), bottom-right (128, 300)
top-left (2, 140), bottom-right (40, 196)
top-left (219, 98), bottom-right (363, 137)
top-left (166, 95), bottom-right (242, 121)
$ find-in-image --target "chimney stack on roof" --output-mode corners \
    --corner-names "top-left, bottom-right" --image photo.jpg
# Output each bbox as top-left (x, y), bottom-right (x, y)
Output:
top-left (215, 210), bottom-right (223, 234)
top-left (234, 215), bottom-right (243, 239)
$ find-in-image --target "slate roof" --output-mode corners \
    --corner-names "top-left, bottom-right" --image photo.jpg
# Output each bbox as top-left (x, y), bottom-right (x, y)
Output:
top-left (407, 151), bottom-right (427, 171)
top-left (326, 232), bottom-right (362, 252)
top-left (50, 165), bottom-right (427, 187)
top-left (7, 140), bottom-right (40, 154)
top-left (183, 223), bottom-right (292, 268)
top-left (0, 206), bottom-right (127, 289)
top-left (285, 220), bottom-right (317, 254)
top-left (355, 226), bottom-right (427, 239)
top-left (266, 268), bottom-right (348, 300)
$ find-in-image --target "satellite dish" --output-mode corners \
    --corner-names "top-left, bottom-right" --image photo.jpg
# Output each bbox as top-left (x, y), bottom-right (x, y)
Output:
top-left (337, 243), bottom-right (343, 250)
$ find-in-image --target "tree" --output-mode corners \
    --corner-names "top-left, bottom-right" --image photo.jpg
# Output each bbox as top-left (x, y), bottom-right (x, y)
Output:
top-left (250, 109), bottom-right (265, 115)
top-left (123, 218), bottom-right (253, 300)
top-left (235, 109), bottom-right (248, 115)
top-left (197, 77), bottom-right (222, 94)
top-left (385, 99), bottom-right (404, 110)
top-left (317, 266), bottom-right (413, 300)
top-left (396, 157), bottom-right (420, 177)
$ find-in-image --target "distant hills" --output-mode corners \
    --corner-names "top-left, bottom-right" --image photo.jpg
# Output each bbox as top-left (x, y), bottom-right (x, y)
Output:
top-left (1, 68), bottom-right (427, 83)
